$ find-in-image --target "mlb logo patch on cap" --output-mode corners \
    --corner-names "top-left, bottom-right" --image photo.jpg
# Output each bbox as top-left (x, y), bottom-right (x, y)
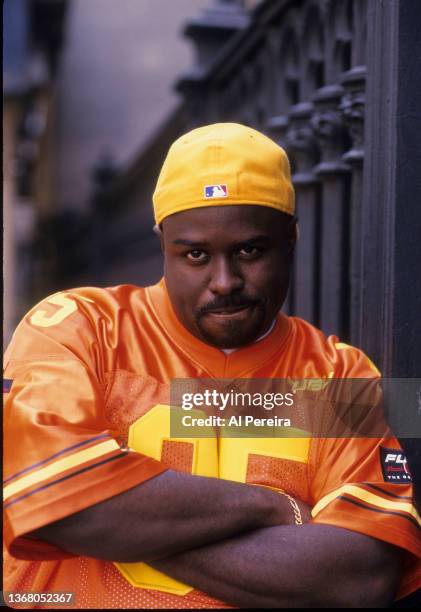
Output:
top-left (204, 184), bottom-right (228, 199)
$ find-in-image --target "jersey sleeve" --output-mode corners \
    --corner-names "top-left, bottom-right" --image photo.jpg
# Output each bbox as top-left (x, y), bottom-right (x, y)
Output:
top-left (309, 340), bottom-right (421, 599)
top-left (3, 290), bottom-right (167, 561)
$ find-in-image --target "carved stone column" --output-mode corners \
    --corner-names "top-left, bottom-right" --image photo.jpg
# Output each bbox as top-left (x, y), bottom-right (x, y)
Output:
top-left (286, 102), bottom-right (321, 325)
top-left (311, 84), bottom-right (351, 338)
top-left (340, 66), bottom-right (366, 345)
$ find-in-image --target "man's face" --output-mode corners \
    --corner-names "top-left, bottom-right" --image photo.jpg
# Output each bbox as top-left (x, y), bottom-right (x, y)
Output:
top-left (161, 205), bottom-right (295, 349)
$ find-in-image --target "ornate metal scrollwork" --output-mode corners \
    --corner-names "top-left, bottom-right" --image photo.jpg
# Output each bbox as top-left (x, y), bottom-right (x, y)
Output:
top-left (340, 65), bottom-right (366, 165)
top-left (311, 84), bottom-right (350, 175)
top-left (285, 102), bottom-right (319, 185)
top-left (265, 114), bottom-right (289, 150)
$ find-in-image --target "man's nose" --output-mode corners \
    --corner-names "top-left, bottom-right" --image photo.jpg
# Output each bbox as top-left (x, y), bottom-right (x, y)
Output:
top-left (208, 256), bottom-right (244, 295)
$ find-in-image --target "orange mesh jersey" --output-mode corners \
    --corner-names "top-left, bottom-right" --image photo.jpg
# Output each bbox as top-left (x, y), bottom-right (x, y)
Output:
top-left (3, 280), bottom-right (420, 608)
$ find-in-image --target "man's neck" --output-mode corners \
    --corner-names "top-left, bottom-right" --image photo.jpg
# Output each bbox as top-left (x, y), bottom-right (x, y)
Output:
top-left (220, 319), bottom-right (277, 355)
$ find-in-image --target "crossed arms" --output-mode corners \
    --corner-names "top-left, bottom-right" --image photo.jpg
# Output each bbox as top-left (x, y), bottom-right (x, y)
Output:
top-left (32, 469), bottom-right (401, 607)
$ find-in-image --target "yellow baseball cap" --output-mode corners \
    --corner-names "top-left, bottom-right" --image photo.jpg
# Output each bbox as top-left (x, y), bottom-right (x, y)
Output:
top-left (153, 122), bottom-right (295, 225)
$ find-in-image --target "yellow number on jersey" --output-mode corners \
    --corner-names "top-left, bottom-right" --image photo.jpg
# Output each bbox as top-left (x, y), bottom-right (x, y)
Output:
top-left (30, 294), bottom-right (78, 327)
top-left (219, 436), bottom-right (310, 483)
top-left (115, 404), bottom-right (218, 595)
top-left (29, 293), bottom-right (93, 328)
top-left (115, 405), bottom-right (310, 595)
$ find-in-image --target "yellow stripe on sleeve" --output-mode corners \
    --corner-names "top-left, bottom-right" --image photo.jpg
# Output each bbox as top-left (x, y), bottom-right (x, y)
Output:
top-left (311, 483), bottom-right (421, 526)
top-left (3, 439), bottom-right (120, 501)
top-left (334, 342), bottom-right (352, 351)
top-left (334, 342), bottom-right (381, 375)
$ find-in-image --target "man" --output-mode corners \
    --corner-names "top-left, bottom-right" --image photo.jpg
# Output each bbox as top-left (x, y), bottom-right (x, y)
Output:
top-left (3, 123), bottom-right (420, 608)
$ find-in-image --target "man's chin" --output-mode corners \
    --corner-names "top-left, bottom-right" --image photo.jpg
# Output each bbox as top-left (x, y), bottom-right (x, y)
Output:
top-left (196, 317), bottom-right (265, 350)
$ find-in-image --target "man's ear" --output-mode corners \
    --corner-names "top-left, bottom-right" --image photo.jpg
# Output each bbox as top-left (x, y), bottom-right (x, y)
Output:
top-left (153, 224), bottom-right (165, 256)
top-left (288, 218), bottom-right (298, 255)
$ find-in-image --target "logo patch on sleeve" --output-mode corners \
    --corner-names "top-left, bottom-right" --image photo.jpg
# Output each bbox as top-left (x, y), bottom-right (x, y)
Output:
top-left (380, 447), bottom-right (412, 482)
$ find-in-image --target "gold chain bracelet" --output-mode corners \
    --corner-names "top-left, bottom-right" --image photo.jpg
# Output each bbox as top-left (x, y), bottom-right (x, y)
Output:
top-left (278, 491), bottom-right (303, 525)
top-left (254, 483), bottom-right (304, 525)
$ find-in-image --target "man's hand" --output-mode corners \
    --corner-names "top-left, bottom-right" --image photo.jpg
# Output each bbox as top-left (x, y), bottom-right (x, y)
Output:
top-left (150, 524), bottom-right (402, 608)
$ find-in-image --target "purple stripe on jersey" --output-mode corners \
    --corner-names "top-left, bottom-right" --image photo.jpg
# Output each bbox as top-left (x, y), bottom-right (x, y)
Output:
top-left (3, 379), bottom-right (13, 393)
top-left (3, 433), bottom-right (113, 485)
top-left (338, 495), bottom-right (419, 529)
top-left (4, 452), bottom-right (129, 509)
top-left (363, 482), bottom-right (413, 500)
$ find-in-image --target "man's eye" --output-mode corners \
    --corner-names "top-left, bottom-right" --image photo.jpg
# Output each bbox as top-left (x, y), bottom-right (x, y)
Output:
top-left (238, 246), bottom-right (260, 258)
top-left (186, 250), bottom-right (208, 262)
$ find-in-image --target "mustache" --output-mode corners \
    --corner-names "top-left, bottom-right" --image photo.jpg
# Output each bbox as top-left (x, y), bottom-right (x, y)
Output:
top-left (198, 295), bottom-right (260, 316)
